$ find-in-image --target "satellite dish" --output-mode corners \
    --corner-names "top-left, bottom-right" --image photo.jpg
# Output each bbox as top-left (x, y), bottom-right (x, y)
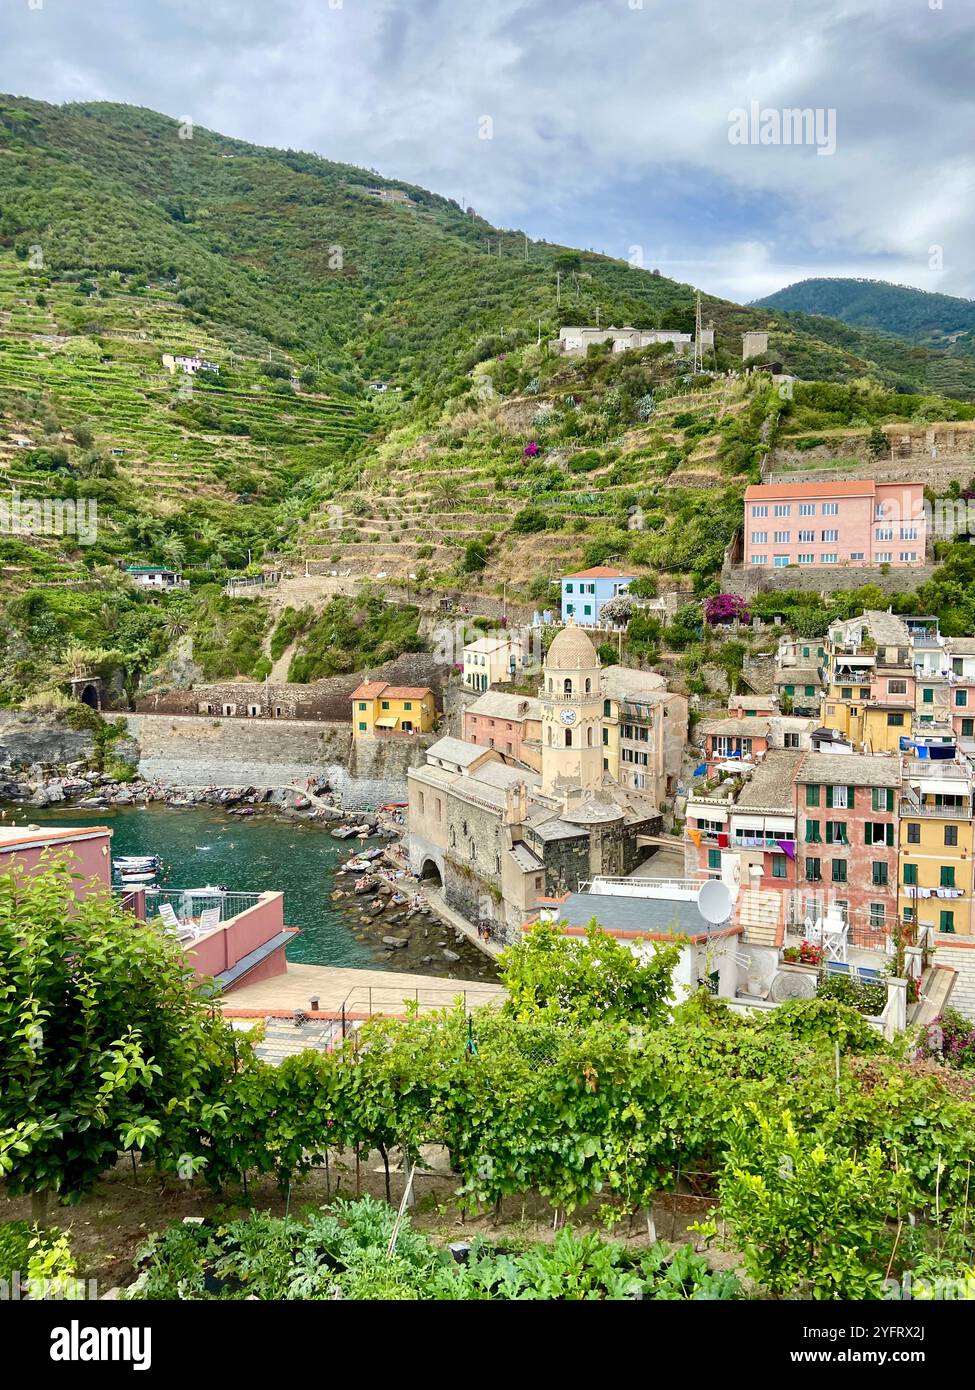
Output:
top-left (697, 879), bottom-right (733, 925)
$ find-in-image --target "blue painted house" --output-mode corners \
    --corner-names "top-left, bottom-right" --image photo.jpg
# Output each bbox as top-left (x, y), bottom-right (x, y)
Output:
top-left (560, 567), bottom-right (635, 626)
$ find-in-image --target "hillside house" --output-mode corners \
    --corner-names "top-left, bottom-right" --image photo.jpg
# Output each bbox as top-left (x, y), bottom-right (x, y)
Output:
top-left (125, 565), bottom-right (186, 590)
top-left (551, 326), bottom-right (713, 357)
top-left (462, 634), bottom-right (523, 691)
top-left (161, 353), bottom-right (219, 376)
top-left (561, 566), bottom-right (635, 626)
top-left (744, 480), bottom-right (927, 569)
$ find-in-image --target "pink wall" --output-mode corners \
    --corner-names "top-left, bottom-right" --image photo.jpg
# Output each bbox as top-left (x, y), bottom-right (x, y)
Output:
top-left (745, 482), bottom-right (926, 569)
top-left (187, 892), bottom-right (290, 983)
top-left (463, 711), bottom-right (528, 761)
top-left (0, 828), bottom-right (112, 899)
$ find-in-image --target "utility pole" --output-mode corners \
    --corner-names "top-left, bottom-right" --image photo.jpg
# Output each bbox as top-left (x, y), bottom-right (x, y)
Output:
top-left (537, 317), bottom-right (542, 346)
top-left (694, 290), bottom-right (703, 374)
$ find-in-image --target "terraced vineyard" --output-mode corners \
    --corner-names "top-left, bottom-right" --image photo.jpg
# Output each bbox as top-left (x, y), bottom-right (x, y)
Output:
top-left (294, 347), bottom-right (767, 600)
top-left (0, 255), bottom-right (363, 511)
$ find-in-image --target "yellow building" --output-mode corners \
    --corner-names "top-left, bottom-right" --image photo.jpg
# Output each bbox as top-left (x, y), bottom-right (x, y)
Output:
top-left (820, 610), bottom-right (915, 753)
top-left (898, 761), bottom-right (974, 937)
top-left (350, 682), bottom-right (435, 738)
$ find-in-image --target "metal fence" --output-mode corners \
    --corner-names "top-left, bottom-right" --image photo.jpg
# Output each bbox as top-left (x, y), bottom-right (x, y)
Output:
top-left (142, 888), bottom-right (263, 922)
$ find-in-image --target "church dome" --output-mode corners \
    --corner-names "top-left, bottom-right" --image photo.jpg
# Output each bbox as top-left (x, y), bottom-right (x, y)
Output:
top-left (546, 621), bottom-right (600, 671)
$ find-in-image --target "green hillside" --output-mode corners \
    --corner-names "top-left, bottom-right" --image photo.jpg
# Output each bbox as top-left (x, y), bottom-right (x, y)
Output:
top-left (753, 277), bottom-right (975, 350)
top-left (4, 96), bottom-right (975, 704)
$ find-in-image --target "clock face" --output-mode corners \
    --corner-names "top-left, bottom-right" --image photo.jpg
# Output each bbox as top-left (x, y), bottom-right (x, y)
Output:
top-left (559, 708), bottom-right (577, 726)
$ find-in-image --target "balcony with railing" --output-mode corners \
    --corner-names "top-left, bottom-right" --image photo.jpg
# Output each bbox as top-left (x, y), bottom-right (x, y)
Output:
top-left (114, 888), bottom-right (293, 990)
top-left (900, 797), bottom-right (973, 818)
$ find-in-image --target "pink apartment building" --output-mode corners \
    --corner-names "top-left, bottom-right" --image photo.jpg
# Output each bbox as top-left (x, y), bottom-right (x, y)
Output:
top-left (744, 480), bottom-right (927, 570)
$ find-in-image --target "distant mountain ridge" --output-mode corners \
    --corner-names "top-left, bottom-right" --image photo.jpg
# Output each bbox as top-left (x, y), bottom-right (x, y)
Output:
top-left (752, 277), bottom-right (975, 345)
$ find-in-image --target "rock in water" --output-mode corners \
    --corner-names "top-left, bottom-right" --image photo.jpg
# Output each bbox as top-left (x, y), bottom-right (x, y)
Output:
top-left (441, 948), bottom-right (461, 963)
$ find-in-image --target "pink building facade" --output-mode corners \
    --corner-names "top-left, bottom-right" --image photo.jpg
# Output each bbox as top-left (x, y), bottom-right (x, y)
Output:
top-left (0, 824), bottom-right (293, 994)
top-left (744, 480), bottom-right (927, 570)
top-left (0, 824), bottom-right (112, 895)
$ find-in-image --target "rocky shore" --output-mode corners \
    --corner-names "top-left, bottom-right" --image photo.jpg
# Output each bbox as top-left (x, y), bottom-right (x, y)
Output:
top-left (0, 760), bottom-right (384, 827)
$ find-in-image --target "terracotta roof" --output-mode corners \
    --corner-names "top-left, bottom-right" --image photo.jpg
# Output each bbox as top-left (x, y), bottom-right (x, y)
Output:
top-left (563, 567), bottom-right (634, 579)
top-left (349, 682), bottom-right (431, 700)
top-left (350, 681), bottom-right (388, 700)
top-left (745, 480), bottom-right (882, 500)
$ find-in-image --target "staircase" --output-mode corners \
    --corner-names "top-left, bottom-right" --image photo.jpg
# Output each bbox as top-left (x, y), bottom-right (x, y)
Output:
top-left (909, 963), bottom-right (957, 1029)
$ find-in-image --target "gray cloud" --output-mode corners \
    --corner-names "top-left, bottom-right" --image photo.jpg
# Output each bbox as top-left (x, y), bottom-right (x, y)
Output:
top-left (1, 0), bottom-right (972, 302)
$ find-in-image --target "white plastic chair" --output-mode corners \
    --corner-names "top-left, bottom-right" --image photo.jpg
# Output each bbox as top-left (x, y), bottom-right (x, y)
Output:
top-left (157, 902), bottom-right (181, 932)
top-left (197, 906), bottom-right (222, 934)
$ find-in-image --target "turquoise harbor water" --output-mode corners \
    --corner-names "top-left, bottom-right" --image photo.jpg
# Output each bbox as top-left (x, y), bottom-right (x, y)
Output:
top-left (2, 803), bottom-right (495, 980)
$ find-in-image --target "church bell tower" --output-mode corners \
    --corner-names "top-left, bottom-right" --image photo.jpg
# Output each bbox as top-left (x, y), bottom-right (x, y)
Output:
top-left (540, 620), bottom-right (604, 797)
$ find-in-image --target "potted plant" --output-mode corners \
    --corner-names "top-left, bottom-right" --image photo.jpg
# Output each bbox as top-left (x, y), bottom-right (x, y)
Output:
top-left (781, 940), bottom-right (824, 972)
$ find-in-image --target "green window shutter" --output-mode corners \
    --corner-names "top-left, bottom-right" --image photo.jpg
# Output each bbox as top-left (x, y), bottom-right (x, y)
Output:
top-left (707, 849), bottom-right (721, 870)
top-left (886, 824), bottom-right (894, 847)
top-left (825, 785), bottom-right (833, 808)
top-left (887, 789), bottom-right (894, 813)
top-left (805, 784), bottom-right (819, 808)
top-left (941, 866), bottom-right (956, 888)
top-left (904, 863), bottom-right (917, 886)
top-left (785, 685), bottom-right (795, 696)
top-left (940, 911), bottom-right (955, 933)
top-left (923, 687), bottom-right (933, 704)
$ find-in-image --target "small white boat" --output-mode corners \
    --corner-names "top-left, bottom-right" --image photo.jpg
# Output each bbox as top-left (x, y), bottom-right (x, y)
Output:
top-left (114, 855), bottom-right (160, 869)
top-left (119, 871), bottom-right (157, 884)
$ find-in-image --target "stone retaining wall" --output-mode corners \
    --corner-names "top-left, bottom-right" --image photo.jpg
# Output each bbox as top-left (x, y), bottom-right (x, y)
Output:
top-left (135, 652), bottom-right (446, 719)
top-left (723, 561), bottom-right (939, 600)
top-left (126, 714), bottom-right (433, 808)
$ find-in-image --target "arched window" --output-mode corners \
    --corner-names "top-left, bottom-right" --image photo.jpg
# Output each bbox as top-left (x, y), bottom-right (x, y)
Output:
top-left (563, 677), bottom-right (573, 695)
top-left (548, 677), bottom-right (553, 692)
top-left (585, 677), bottom-right (592, 694)
top-left (547, 726), bottom-right (552, 745)
top-left (565, 728), bottom-right (573, 748)
top-left (587, 726), bottom-right (593, 747)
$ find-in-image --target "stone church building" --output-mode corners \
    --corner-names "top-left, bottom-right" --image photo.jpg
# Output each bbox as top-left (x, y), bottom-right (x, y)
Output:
top-left (407, 622), bottom-right (663, 943)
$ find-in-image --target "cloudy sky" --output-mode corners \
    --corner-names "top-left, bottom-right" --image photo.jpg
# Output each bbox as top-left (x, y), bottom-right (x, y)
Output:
top-left (2, 0), bottom-right (973, 304)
